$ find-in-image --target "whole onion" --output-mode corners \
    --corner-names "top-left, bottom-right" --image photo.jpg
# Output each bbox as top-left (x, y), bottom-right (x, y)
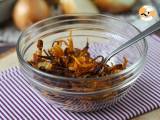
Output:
top-left (13, 0), bottom-right (52, 30)
top-left (94, 0), bottom-right (137, 13)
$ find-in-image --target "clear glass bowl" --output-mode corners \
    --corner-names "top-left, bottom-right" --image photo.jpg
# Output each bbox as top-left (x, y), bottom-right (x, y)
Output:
top-left (17, 14), bottom-right (148, 112)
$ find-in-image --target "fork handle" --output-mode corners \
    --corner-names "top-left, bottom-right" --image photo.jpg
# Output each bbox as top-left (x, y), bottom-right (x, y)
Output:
top-left (107, 20), bottom-right (160, 61)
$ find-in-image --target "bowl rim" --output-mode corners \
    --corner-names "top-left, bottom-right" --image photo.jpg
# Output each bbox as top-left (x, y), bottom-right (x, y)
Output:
top-left (16, 14), bottom-right (148, 81)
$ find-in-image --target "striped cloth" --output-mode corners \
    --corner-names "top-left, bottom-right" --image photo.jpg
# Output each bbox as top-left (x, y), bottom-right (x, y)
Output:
top-left (1, 35), bottom-right (160, 120)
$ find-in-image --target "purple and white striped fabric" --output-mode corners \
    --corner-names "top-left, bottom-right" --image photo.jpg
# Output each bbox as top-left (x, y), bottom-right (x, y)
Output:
top-left (1, 35), bottom-right (160, 120)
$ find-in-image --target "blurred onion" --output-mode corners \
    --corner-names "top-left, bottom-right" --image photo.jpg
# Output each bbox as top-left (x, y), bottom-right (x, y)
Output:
top-left (94, 0), bottom-right (137, 13)
top-left (13, 0), bottom-right (52, 30)
top-left (60, 0), bottom-right (99, 14)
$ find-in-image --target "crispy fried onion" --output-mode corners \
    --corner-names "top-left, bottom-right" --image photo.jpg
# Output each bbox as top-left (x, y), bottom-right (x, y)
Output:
top-left (28, 31), bottom-right (128, 78)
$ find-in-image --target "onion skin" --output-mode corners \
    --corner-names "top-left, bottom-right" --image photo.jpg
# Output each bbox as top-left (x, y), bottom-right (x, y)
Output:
top-left (60, 0), bottom-right (99, 14)
top-left (94, 0), bottom-right (137, 13)
top-left (13, 0), bottom-right (52, 30)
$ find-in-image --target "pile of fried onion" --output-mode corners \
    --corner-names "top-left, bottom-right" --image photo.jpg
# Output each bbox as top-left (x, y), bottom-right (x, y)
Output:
top-left (28, 32), bottom-right (128, 78)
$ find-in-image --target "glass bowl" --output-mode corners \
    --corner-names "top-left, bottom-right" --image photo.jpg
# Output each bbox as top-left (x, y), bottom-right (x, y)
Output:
top-left (16, 14), bottom-right (148, 112)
